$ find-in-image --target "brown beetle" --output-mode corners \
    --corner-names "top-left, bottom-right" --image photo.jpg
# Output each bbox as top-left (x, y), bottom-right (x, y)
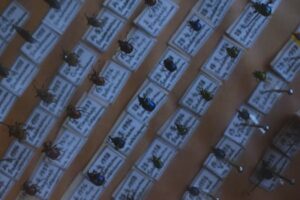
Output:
top-left (118, 40), bottom-right (134, 54)
top-left (145, 0), bottom-right (157, 6)
top-left (0, 63), bottom-right (10, 78)
top-left (12, 25), bottom-right (36, 43)
top-left (42, 141), bottom-right (61, 160)
top-left (23, 181), bottom-right (39, 196)
top-left (66, 105), bottom-right (83, 119)
top-left (85, 14), bottom-right (102, 28)
top-left (89, 70), bottom-right (106, 86)
top-left (0, 122), bottom-right (29, 141)
top-left (33, 84), bottom-right (56, 104)
top-left (62, 50), bottom-right (80, 67)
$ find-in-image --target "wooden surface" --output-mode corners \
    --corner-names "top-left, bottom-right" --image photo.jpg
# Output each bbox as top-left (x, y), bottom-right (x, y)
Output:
top-left (0, 0), bottom-right (299, 199)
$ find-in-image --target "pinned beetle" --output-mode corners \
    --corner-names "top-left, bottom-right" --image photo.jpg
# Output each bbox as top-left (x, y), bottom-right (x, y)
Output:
top-left (87, 170), bottom-right (106, 186)
top-left (253, 70), bottom-right (267, 82)
top-left (62, 50), bottom-right (80, 67)
top-left (118, 40), bottom-right (134, 54)
top-left (138, 95), bottom-right (156, 112)
top-left (226, 46), bottom-right (240, 58)
top-left (33, 84), bottom-right (56, 104)
top-left (0, 122), bottom-right (29, 141)
top-left (23, 181), bottom-right (39, 196)
top-left (109, 136), bottom-right (125, 150)
top-left (151, 155), bottom-right (163, 169)
top-left (163, 57), bottom-right (177, 72)
top-left (0, 63), bottom-right (10, 78)
top-left (42, 141), bottom-right (61, 160)
top-left (188, 19), bottom-right (202, 32)
top-left (85, 14), bottom-right (102, 28)
top-left (199, 88), bottom-right (214, 101)
top-left (89, 69), bottom-right (106, 86)
top-left (174, 122), bottom-right (189, 136)
top-left (44, 0), bottom-right (61, 9)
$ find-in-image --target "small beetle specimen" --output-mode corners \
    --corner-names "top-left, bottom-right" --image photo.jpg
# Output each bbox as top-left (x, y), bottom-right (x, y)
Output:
top-left (109, 136), bottom-right (125, 150)
top-left (89, 69), bottom-right (106, 86)
top-left (163, 57), bottom-right (177, 72)
top-left (42, 141), bottom-right (61, 160)
top-left (145, 0), bottom-right (157, 6)
top-left (188, 19), bottom-right (202, 32)
top-left (199, 88), bottom-right (214, 101)
top-left (118, 40), bottom-right (134, 54)
top-left (138, 95), bottom-right (156, 112)
top-left (245, 0), bottom-right (273, 27)
top-left (0, 63), bottom-right (10, 78)
top-left (62, 50), bottom-right (80, 67)
top-left (173, 122), bottom-right (189, 136)
top-left (23, 181), bottom-right (39, 196)
top-left (237, 108), bottom-right (250, 121)
top-left (239, 122), bottom-right (270, 132)
top-left (12, 25), bottom-right (36, 43)
top-left (225, 46), bottom-right (240, 59)
top-left (87, 170), bottom-right (106, 186)
top-left (33, 84), bottom-right (56, 104)
top-left (187, 186), bottom-right (200, 196)
top-left (212, 147), bottom-right (244, 173)
top-left (44, 0), bottom-right (61, 9)
top-left (85, 14), bottom-right (102, 28)
top-left (253, 70), bottom-right (267, 82)
top-left (66, 105), bottom-right (83, 119)
top-left (0, 122), bottom-right (29, 141)
top-left (292, 32), bottom-right (300, 41)
top-left (125, 191), bottom-right (135, 200)
top-left (150, 155), bottom-right (163, 169)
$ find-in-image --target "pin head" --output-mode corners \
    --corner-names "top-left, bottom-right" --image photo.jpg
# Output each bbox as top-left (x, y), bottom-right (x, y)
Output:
top-left (188, 19), bottom-right (202, 31)
top-left (87, 170), bottom-right (106, 186)
top-left (253, 70), bottom-right (267, 82)
top-left (252, 2), bottom-right (272, 17)
top-left (293, 32), bottom-right (300, 41)
top-left (138, 95), bottom-right (156, 112)
top-left (42, 141), bottom-right (61, 160)
top-left (23, 181), bottom-right (39, 196)
top-left (163, 57), bottom-right (177, 72)
top-left (118, 40), bottom-right (134, 54)
top-left (263, 125), bottom-right (270, 132)
top-left (151, 155), bottom-right (163, 169)
top-left (1, 122), bottom-right (28, 141)
top-left (187, 186), bottom-right (200, 196)
top-left (62, 50), bottom-right (80, 67)
top-left (109, 136), bottom-right (125, 150)
top-left (199, 88), bottom-right (213, 101)
top-left (226, 46), bottom-right (239, 58)
top-left (0, 64), bottom-right (10, 78)
top-left (44, 0), bottom-right (61, 9)
top-left (145, 0), bottom-right (157, 6)
top-left (85, 15), bottom-right (102, 27)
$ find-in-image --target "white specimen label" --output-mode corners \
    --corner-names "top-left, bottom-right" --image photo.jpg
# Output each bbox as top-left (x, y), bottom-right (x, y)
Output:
top-left (43, 0), bottom-right (82, 34)
top-left (65, 95), bottom-right (106, 137)
top-left (0, 86), bottom-right (16, 121)
top-left (136, 138), bottom-right (177, 180)
top-left (224, 104), bottom-right (263, 146)
top-left (0, 1), bottom-right (28, 41)
top-left (194, 0), bottom-right (234, 27)
top-left (113, 169), bottom-right (153, 200)
top-left (103, 0), bottom-right (141, 19)
top-left (202, 37), bottom-right (244, 80)
top-left (113, 28), bottom-right (156, 71)
top-left (59, 43), bottom-right (98, 86)
top-left (271, 39), bottom-right (300, 82)
top-left (30, 160), bottom-right (63, 199)
top-left (89, 61), bottom-right (131, 104)
top-left (40, 75), bottom-right (76, 116)
top-left (0, 172), bottom-right (14, 199)
top-left (127, 81), bottom-right (168, 123)
top-left (169, 12), bottom-right (213, 56)
top-left (25, 106), bottom-right (56, 147)
top-left (1, 56), bottom-right (38, 96)
top-left (183, 168), bottom-right (221, 200)
top-left (49, 128), bottom-right (86, 169)
top-left (134, 0), bottom-right (178, 36)
top-left (21, 24), bottom-right (59, 64)
top-left (85, 146), bottom-right (125, 187)
top-left (159, 108), bottom-right (200, 149)
top-left (107, 112), bottom-right (147, 156)
top-left (0, 141), bottom-right (33, 180)
top-left (149, 48), bottom-right (190, 91)
top-left (248, 72), bottom-right (287, 114)
top-left (83, 9), bottom-right (125, 52)
top-left (180, 73), bottom-right (221, 116)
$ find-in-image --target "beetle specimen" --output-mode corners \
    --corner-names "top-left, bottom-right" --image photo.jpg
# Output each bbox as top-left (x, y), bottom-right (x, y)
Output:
top-left (237, 108), bottom-right (250, 121)
top-left (187, 186), bottom-right (200, 196)
top-left (260, 88), bottom-right (294, 96)
top-left (253, 70), bottom-right (267, 82)
top-left (89, 69), bottom-right (106, 86)
top-left (85, 14), bottom-right (102, 28)
top-left (0, 63), bottom-right (10, 79)
top-left (87, 170), bottom-right (106, 186)
top-left (173, 122), bottom-right (189, 136)
top-left (244, 0), bottom-right (273, 28)
top-left (12, 25), bottom-right (36, 43)
top-left (125, 191), bottom-right (135, 200)
top-left (0, 122), bottom-right (29, 141)
top-left (118, 40), bottom-right (134, 54)
top-left (188, 19), bottom-right (202, 32)
top-left (66, 105), bottom-right (83, 119)
top-left (145, 0), bottom-right (157, 6)
top-left (292, 32), bottom-right (300, 41)
top-left (62, 50), bottom-right (80, 67)
top-left (42, 141), bottom-right (61, 160)
top-left (150, 155), bottom-right (163, 169)
top-left (239, 122), bottom-right (270, 132)
top-left (23, 181), bottom-right (39, 196)
top-left (199, 88), bottom-right (214, 101)
top-left (33, 84), bottom-right (56, 104)
top-left (109, 136), bottom-right (125, 150)
top-left (163, 56), bottom-right (177, 72)
top-left (212, 147), bottom-right (244, 173)
top-left (138, 95), bottom-right (156, 112)
top-left (44, 0), bottom-right (61, 9)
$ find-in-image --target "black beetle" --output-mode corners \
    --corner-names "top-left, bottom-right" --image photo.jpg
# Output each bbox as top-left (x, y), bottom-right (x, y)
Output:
top-left (237, 109), bottom-right (250, 121)
top-left (118, 40), bottom-right (134, 54)
top-left (145, 0), bottom-right (157, 6)
top-left (85, 14), bottom-right (102, 28)
top-left (44, 0), bottom-right (61, 9)
top-left (163, 57), bottom-right (177, 72)
top-left (188, 19), bottom-right (202, 32)
top-left (34, 84), bottom-right (56, 104)
top-left (199, 88), bottom-right (214, 101)
top-left (62, 50), bottom-right (80, 67)
top-left (0, 122), bottom-right (29, 141)
top-left (87, 170), bottom-right (106, 186)
top-left (109, 136), bottom-right (126, 150)
top-left (0, 63), bottom-right (10, 78)
top-left (23, 181), bottom-right (39, 196)
top-left (138, 95), bottom-right (156, 112)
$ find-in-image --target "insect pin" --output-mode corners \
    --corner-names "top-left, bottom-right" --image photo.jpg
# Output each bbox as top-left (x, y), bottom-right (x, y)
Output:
top-left (23, 181), bottom-right (40, 196)
top-left (85, 14), bottom-right (102, 28)
top-left (109, 136), bottom-right (126, 150)
top-left (187, 186), bottom-right (200, 196)
top-left (33, 84), bottom-right (56, 104)
top-left (87, 170), bottom-right (106, 186)
top-left (89, 69), bottom-right (106, 86)
top-left (0, 63), bottom-right (10, 79)
top-left (188, 19), bottom-right (202, 32)
top-left (138, 95), bottom-right (156, 112)
top-left (163, 56), bottom-right (177, 73)
top-left (42, 141), bottom-right (61, 160)
top-left (66, 105), bottom-right (84, 120)
top-left (199, 88), bottom-right (214, 101)
top-left (253, 70), bottom-right (267, 82)
top-left (145, 0), bottom-right (157, 6)
top-left (174, 122), bottom-right (189, 136)
top-left (62, 50), bottom-right (80, 67)
top-left (212, 147), bottom-right (244, 173)
top-left (44, 0), bottom-right (61, 9)
top-left (150, 155), bottom-right (163, 169)
top-left (12, 25), bottom-right (36, 43)
top-left (0, 121), bottom-right (29, 141)
top-left (260, 88), bottom-right (294, 96)
top-left (239, 122), bottom-right (270, 133)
